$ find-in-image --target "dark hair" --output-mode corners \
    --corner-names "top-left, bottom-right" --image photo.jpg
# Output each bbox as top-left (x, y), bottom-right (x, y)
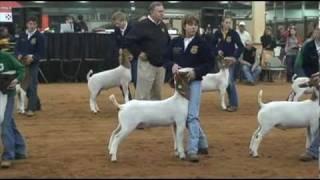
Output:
top-left (181, 15), bottom-right (199, 37)
top-left (148, 1), bottom-right (163, 13)
top-left (288, 27), bottom-right (297, 37)
top-left (26, 16), bottom-right (38, 23)
top-left (111, 11), bottom-right (127, 23)
top-left (221, 16), bottom-right (232, 23)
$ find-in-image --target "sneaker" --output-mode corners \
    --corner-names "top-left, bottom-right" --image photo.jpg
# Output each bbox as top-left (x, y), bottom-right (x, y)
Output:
top-left (1, 160), bottom-right (11, 168)
top-left (26, 110), bottom-right (35, 117)
top-left (198, 148), bottom-right (209, 155)
top-left (226, 106), bottom-right (238, 112)
top-left (299, 152), bottom-right (317, 162)
top-left (15, 154), bottom-right (27, 160)
top-left (187, 153), bottom-right (199, 163)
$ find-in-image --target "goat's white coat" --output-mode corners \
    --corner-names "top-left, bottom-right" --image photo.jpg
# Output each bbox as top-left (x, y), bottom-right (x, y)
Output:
top-left (87, 65), bottom-right (131, 113)
top-left (249, 89), bottom-right (320, 157)
top-left (107, 69), bottom-right (191, 162)
top-left (201, 67), bottom-right (229, 110)
top-left (16, 84), bottom-right (26, 114)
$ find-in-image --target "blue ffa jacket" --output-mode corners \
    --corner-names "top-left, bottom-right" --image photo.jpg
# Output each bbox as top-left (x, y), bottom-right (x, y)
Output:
top-left (15, 30), bottom-right (45, 66)
top-left (302, 40), bottom-right (319, 77)
top-left (164, 35), bottom-right (215, 80)
top-left (212, 29), bottom-right (244, 59)
top-left (114, 22), bottom-right (132, 49)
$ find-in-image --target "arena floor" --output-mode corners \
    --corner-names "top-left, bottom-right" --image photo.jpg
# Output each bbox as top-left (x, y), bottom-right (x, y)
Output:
top-left (0, 81), bottom-right (318, 178)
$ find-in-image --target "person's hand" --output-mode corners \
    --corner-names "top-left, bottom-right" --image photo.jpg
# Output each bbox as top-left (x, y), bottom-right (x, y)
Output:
top-left (218, 50), bottom-right (224, 56)
top-left (186, 68), bottom-right (196, 81)
top-left (7, 78), bottom-right (18, 90)
top-left (172, 64), bottom-right (181, 74)
top-left (24, 55), bottom-right (33, 65)
top-left (139, 52), bottom-right (147, 61)
top-left (251, 65), bottom-right (257, 72)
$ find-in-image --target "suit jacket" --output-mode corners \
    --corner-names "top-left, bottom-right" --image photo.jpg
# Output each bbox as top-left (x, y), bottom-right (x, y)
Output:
top-left (114, 22), bottom-right (132, 49)
top-left (302, 40), bottom-right (319, 77)
top-left (15, 30), bottom-right (45, 67)
top-left (164, 35), bottom-right (214, 80)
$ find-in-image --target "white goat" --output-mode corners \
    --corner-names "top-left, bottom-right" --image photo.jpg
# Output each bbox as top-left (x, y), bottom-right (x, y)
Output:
top-left (201, 57), bottom-right (233, 110)
top-left (16, 84), bottom-right (27, 114)
top-left (287, 74), bottom-right (313, 101)
top-left (107, 68), bottom-right (191, 162)
top-left (249, 87), bottom-right (320, 158)
top-left (87, 49), bottom-right (132, 113)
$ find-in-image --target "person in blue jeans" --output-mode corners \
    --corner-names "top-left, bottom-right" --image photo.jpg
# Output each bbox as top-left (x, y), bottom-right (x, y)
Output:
top-left (212, 16), bottom-right (244, 112)
top-left (164, 15), bottom-right (214, 162)
top-left (300, 130), bottom-right (319, 161)
top-left (0, 44), bottom-right (26, 168)
top-left (15, 16), bottom-right (45, 117)
top-left (239, 40), bottom-right (262, 85)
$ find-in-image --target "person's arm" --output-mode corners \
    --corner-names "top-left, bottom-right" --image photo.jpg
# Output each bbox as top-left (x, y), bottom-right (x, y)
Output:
top-left (252, 50), bottom-right (260, 71)
top-left (31, 33), bottom-right (45, 64)
top-left (193, 41), bottom-right (215, 79)
top-left (124, 22), bottom-right (144, 59)
top-left (9, 53), bottom-right (25, 82)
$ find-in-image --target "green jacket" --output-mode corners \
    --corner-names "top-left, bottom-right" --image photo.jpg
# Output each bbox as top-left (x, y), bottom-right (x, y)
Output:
top-left (0, 51), bottom-right (25, 96)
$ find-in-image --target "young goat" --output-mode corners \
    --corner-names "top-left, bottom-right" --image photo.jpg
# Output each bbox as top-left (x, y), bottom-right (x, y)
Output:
top-left (249, 79), bottom-right (320, 157)
top-left (201, 57), bottom-right (234, 110)
top-left (107, 68), bottom-right (191, 162)
top-left (87, 49), bottom-right (132, 113)
top-left (16, 84), bottom-right (27, 114)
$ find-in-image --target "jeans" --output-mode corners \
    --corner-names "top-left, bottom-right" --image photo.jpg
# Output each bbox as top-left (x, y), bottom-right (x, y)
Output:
top-left (26, 65), bottom-right (41, 111)
top-left (131, 58), bottom-right (138, 88)
top-left (119, 58), bottom-right (138, 100)
top-left (1, 95), bottom-right (27, 160)
top-left (187, 81), bottom-right (208, 155)
top-left (241, 64), bottom-right (262, 83)
top-left (285, 54), bottom-right (297, 82)
top-left (227, 64), bottom-right (239, 107)
top-left (307, 130), bottom-right (319, 159)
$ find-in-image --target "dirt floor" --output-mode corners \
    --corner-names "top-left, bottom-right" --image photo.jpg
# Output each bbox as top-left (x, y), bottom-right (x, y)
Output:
top-left (0, 81), bottom-right (318, 178)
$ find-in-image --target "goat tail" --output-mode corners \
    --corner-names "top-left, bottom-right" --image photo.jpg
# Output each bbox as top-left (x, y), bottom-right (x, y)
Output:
top-left (86, 69), bottom-right (94, 81)
top-left (109, 94), bottom-right (122, 110)
top-left (257, 90), bottom-right (264, 108)
top-left (291, 74), bottom-right (298, 82)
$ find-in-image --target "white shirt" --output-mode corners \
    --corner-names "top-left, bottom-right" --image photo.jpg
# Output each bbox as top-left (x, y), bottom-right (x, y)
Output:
top-left (184, 36), bottom-right (194, 51)
top-left (26, 29), bottom-right (37, 40)
top-left (237, 30), bottom-right (252, 46)
top-left (120, 22), bottom-right (128, 36)
top-left (147, 15), bottom-right (161, 25)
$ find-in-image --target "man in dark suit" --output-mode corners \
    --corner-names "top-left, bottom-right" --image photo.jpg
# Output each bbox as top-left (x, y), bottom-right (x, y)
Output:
top-left (15, 16), bottom-right (45, 117)
top-left (111, 11), bottom-right (135, 100)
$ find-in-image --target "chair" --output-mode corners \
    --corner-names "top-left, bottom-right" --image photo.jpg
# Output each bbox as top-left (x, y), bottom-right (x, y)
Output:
top-left (262, 57), bottom-right (286, 81)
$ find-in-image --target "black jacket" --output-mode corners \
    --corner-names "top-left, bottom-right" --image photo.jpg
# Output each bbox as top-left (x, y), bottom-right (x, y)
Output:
top-left (302, 40), bottom-right (319, 77)
top-left (114, 22), bottom-right (132, 49)
top-left (164, 35), bottom-right (214, 80)
top-left (125, 18), bottom-right (170, 67)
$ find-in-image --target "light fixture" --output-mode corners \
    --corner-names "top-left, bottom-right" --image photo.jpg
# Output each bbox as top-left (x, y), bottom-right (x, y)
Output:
top-left (168, 1), bottom-right (180, 3)
top-left (33, 1), bottom-right (46, 3)
top-left (130, 1), bottom-right (135, 3)
top-left (131, 6), bottom-right (136, 11)
top-left (79, 1), bottom-right (88, 3)
top-left (220, 1), bottom-right (229, 4)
